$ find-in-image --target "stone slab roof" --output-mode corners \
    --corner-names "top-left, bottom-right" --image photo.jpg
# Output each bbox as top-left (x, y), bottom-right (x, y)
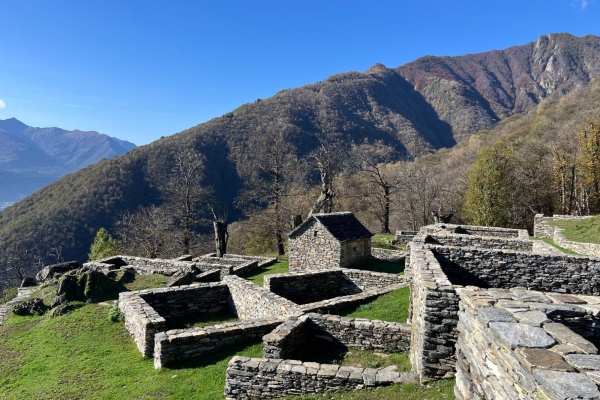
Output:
top-left (289, 212), bottom-right (373, 242)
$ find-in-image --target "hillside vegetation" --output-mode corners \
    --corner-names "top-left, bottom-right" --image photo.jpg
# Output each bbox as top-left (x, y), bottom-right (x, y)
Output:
top-left (2, 33), bottom-right (600, 290)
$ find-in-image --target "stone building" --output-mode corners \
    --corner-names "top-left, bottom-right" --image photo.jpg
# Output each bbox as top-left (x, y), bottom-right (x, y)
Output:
top-left (288, 212), bottom-right (373, 272)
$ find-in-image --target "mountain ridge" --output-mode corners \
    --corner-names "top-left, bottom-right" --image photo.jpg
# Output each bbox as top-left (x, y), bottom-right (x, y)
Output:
top-left (1, 32), bottom-right (599, 289)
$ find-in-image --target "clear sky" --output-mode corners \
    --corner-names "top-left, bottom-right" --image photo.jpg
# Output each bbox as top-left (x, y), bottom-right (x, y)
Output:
top-left (0, 0), bottom-right (599, 146)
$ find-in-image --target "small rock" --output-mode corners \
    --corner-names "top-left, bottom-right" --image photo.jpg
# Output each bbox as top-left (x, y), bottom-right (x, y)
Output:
top-left (12, 298), bottom-right (46, 316)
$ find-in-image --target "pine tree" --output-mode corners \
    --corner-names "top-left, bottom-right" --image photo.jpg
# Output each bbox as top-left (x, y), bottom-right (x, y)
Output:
top-left (88, 228), bottom-right (119, 261)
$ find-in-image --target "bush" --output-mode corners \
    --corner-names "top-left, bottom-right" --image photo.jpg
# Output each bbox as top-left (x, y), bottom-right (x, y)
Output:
top-left (108, 305), bottom-right (124, 322)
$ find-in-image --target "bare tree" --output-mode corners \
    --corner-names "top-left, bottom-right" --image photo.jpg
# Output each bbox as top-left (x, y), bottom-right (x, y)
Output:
top-left (165, 151), bottom-right (211, 255)
top-left (237, 124), bottom-right (297, 255)
top-left (396, 161), bottom-right (447, 229)
top-left (308, 133), bottom-right (346, 215)
top-left (116, 205), bottom-right (177, 258)
top-left (351, 143), bottom-right (400, 233)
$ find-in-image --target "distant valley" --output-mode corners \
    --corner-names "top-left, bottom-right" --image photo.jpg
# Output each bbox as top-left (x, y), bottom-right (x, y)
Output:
top-left (0, 118), bottom-right (136, 207)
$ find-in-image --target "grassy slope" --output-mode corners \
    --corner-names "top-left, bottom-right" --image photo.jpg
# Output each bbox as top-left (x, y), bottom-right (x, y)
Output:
top-left (0, 260), bottom-right (453, 399)
top-left (371, 234), bottom-right (405, 250)
top-left (549, 216), bottom-right (600, 245)
top-left (0, 304), bottom-right (263, 400)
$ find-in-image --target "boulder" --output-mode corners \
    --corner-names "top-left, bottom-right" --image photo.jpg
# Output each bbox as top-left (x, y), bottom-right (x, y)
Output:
top-left (49, 303), bottom-right (74, 318)
top-left (36, 261), bottom-right (81, 282)
top-left (56, 268), bottom-right (118, 303)
top-left (12, 298), bottom-right (46, 316)
top-left (50, 294), bottom-right (68, 309)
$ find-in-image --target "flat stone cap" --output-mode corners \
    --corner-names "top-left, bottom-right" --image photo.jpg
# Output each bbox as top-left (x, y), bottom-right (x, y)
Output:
top-left (489, 322), bottom-right (555, 349)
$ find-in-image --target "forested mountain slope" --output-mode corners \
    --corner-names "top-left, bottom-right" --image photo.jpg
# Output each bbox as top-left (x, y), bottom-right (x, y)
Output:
top-left (1, 33), bottom-right (599, 289)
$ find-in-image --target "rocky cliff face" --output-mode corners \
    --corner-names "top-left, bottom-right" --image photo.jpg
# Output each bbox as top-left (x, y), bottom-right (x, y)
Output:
top-left (396, 33), bottom-right (600, 142)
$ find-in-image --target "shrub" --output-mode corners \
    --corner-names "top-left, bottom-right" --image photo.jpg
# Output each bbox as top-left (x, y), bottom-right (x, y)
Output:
top-left (108, 305), bottom-right (124, 322)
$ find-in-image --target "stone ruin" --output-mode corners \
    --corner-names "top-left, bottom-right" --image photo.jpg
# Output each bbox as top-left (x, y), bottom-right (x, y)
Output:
top-left (105, 212), bottom-right (600, 399)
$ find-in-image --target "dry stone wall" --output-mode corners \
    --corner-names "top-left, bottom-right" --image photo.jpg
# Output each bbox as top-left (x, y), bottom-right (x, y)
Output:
top-left (420, 233), bottom-right (533, 251)
top-left (289, 220), bottom-right (342, 272)
top-left (396, 230), bottom-right (418, 243)
top-left (407, 245), bottom-right (460, 382)
top-left (224, 275), bottom-right (303, 320)
top-left (455, 288), bottom-right (600, 400)
top-left (264, 270), bottom-right (358, 305)
top-left (263, 313), bottom-right (411, 360)
top-left (370, 247), bottom-right (405, 263)
top-left (534, 214), bottom-right (600, 257)
top-left (300, 284), bottom-right (406, 315)
top-left (154, 319), bottom-right (281, 368)
top-left (119, 291), bottom-right (167, 356)
top-left (139, 283), bottom-right (230, 317)
top-left (433, 246), bottom-right (600, 295)
top-left (225, 356), bottom-right (415, 399)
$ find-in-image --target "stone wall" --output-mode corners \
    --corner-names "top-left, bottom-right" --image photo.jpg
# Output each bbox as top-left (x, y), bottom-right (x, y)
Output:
top-left (455, 288), bottom-right (600, 400)
top-left (420, 233), bottom-right (533, 252)
top-left (433, 246), bottom-right (600, 295)
top-left (341, 269), bottom-right (405, 290)
top-left (370, 247), bottom-right (405, 263)
top-left (533, 214), bottom-right (600, 257)
top-left (339, 238), bottom-right (372, 268)
top-left (533, 214), bottom-right (592, 238)
top-left (289, 219), bottom-right (371, 272)
top-left (225, 356), bottom-right (415, 399)
top-left (223, 275), bottom-right (303, 320)
top-left (396, 230), bottom-right (418, 244)
top-left (407, 245), bottom-right (459, 383)
top-left (154, 319), bottom-right (281, 369)
top-left (421, 223), bottom-right (527, 239)
top-left (119, 291), bottom-right (167, 356)
top-left (289, 219), bottom-right (342, 272)
top-left (263, 313), bottom-right (411, 360)
top-left (139, 283), bottom-right (230, 317)
top-left (264, 270), bottom-right (359, 305)
top-left (531, 239), bottom-right (565, 255)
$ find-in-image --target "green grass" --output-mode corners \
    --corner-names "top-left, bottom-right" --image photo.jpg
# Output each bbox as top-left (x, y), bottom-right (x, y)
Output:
top-left (0, 302), bottom-right (263, 400)
top-left (549, 216), bottom-right (600, 245)
top-left (355, 259), bottom-right (405, 275)
top-left (124, 274), bottom-right (169, 291)
top-left (300, 344), bottom-right (411, 371)
top-left (337, 287), bottom-right (410, 323)
top-left (241, 255), bottom-right (290, 286)
top-left (371, 234), bottom-right (405, 250)
top-left (530, 236), bottom-right (579, 255)
top-left (288, 379), bottom-right (455, 399)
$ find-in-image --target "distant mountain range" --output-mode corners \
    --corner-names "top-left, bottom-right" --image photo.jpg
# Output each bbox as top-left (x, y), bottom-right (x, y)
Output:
top-left (1, 32), bottom-right (599, 284)
top-left (0, 118), bottom-right (136, 207)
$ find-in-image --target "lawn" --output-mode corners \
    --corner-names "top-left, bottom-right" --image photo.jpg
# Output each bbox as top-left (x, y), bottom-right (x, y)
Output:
top-left (337, 287), bottom-right (411, 324)
top-left (241, 255), bottom-right (290, 286)
top-left (371, 234), bottom-right (405, 250)
top-left (356, 259), bottom-right (405, 274)
top-left (0, 301), bottom-right (264, 400)
top-left (549, 216), bottom-right (600, 245)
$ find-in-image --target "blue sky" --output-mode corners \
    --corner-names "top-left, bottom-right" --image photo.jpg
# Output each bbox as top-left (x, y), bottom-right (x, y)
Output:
top-left (0, 0), bottom-right (599, 146)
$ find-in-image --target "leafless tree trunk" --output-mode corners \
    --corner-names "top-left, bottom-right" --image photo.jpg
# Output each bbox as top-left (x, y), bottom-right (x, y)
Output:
top-left (308, 134), bottom-right (346, 216)
top-left (165, 151), bottom-right (211, 255)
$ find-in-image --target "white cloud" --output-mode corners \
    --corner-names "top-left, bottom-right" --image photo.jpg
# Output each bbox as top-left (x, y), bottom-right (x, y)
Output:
top-left (0, 99), bottom-right (5, 109)
top-left (573, 0), bottom-right (593, 9)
